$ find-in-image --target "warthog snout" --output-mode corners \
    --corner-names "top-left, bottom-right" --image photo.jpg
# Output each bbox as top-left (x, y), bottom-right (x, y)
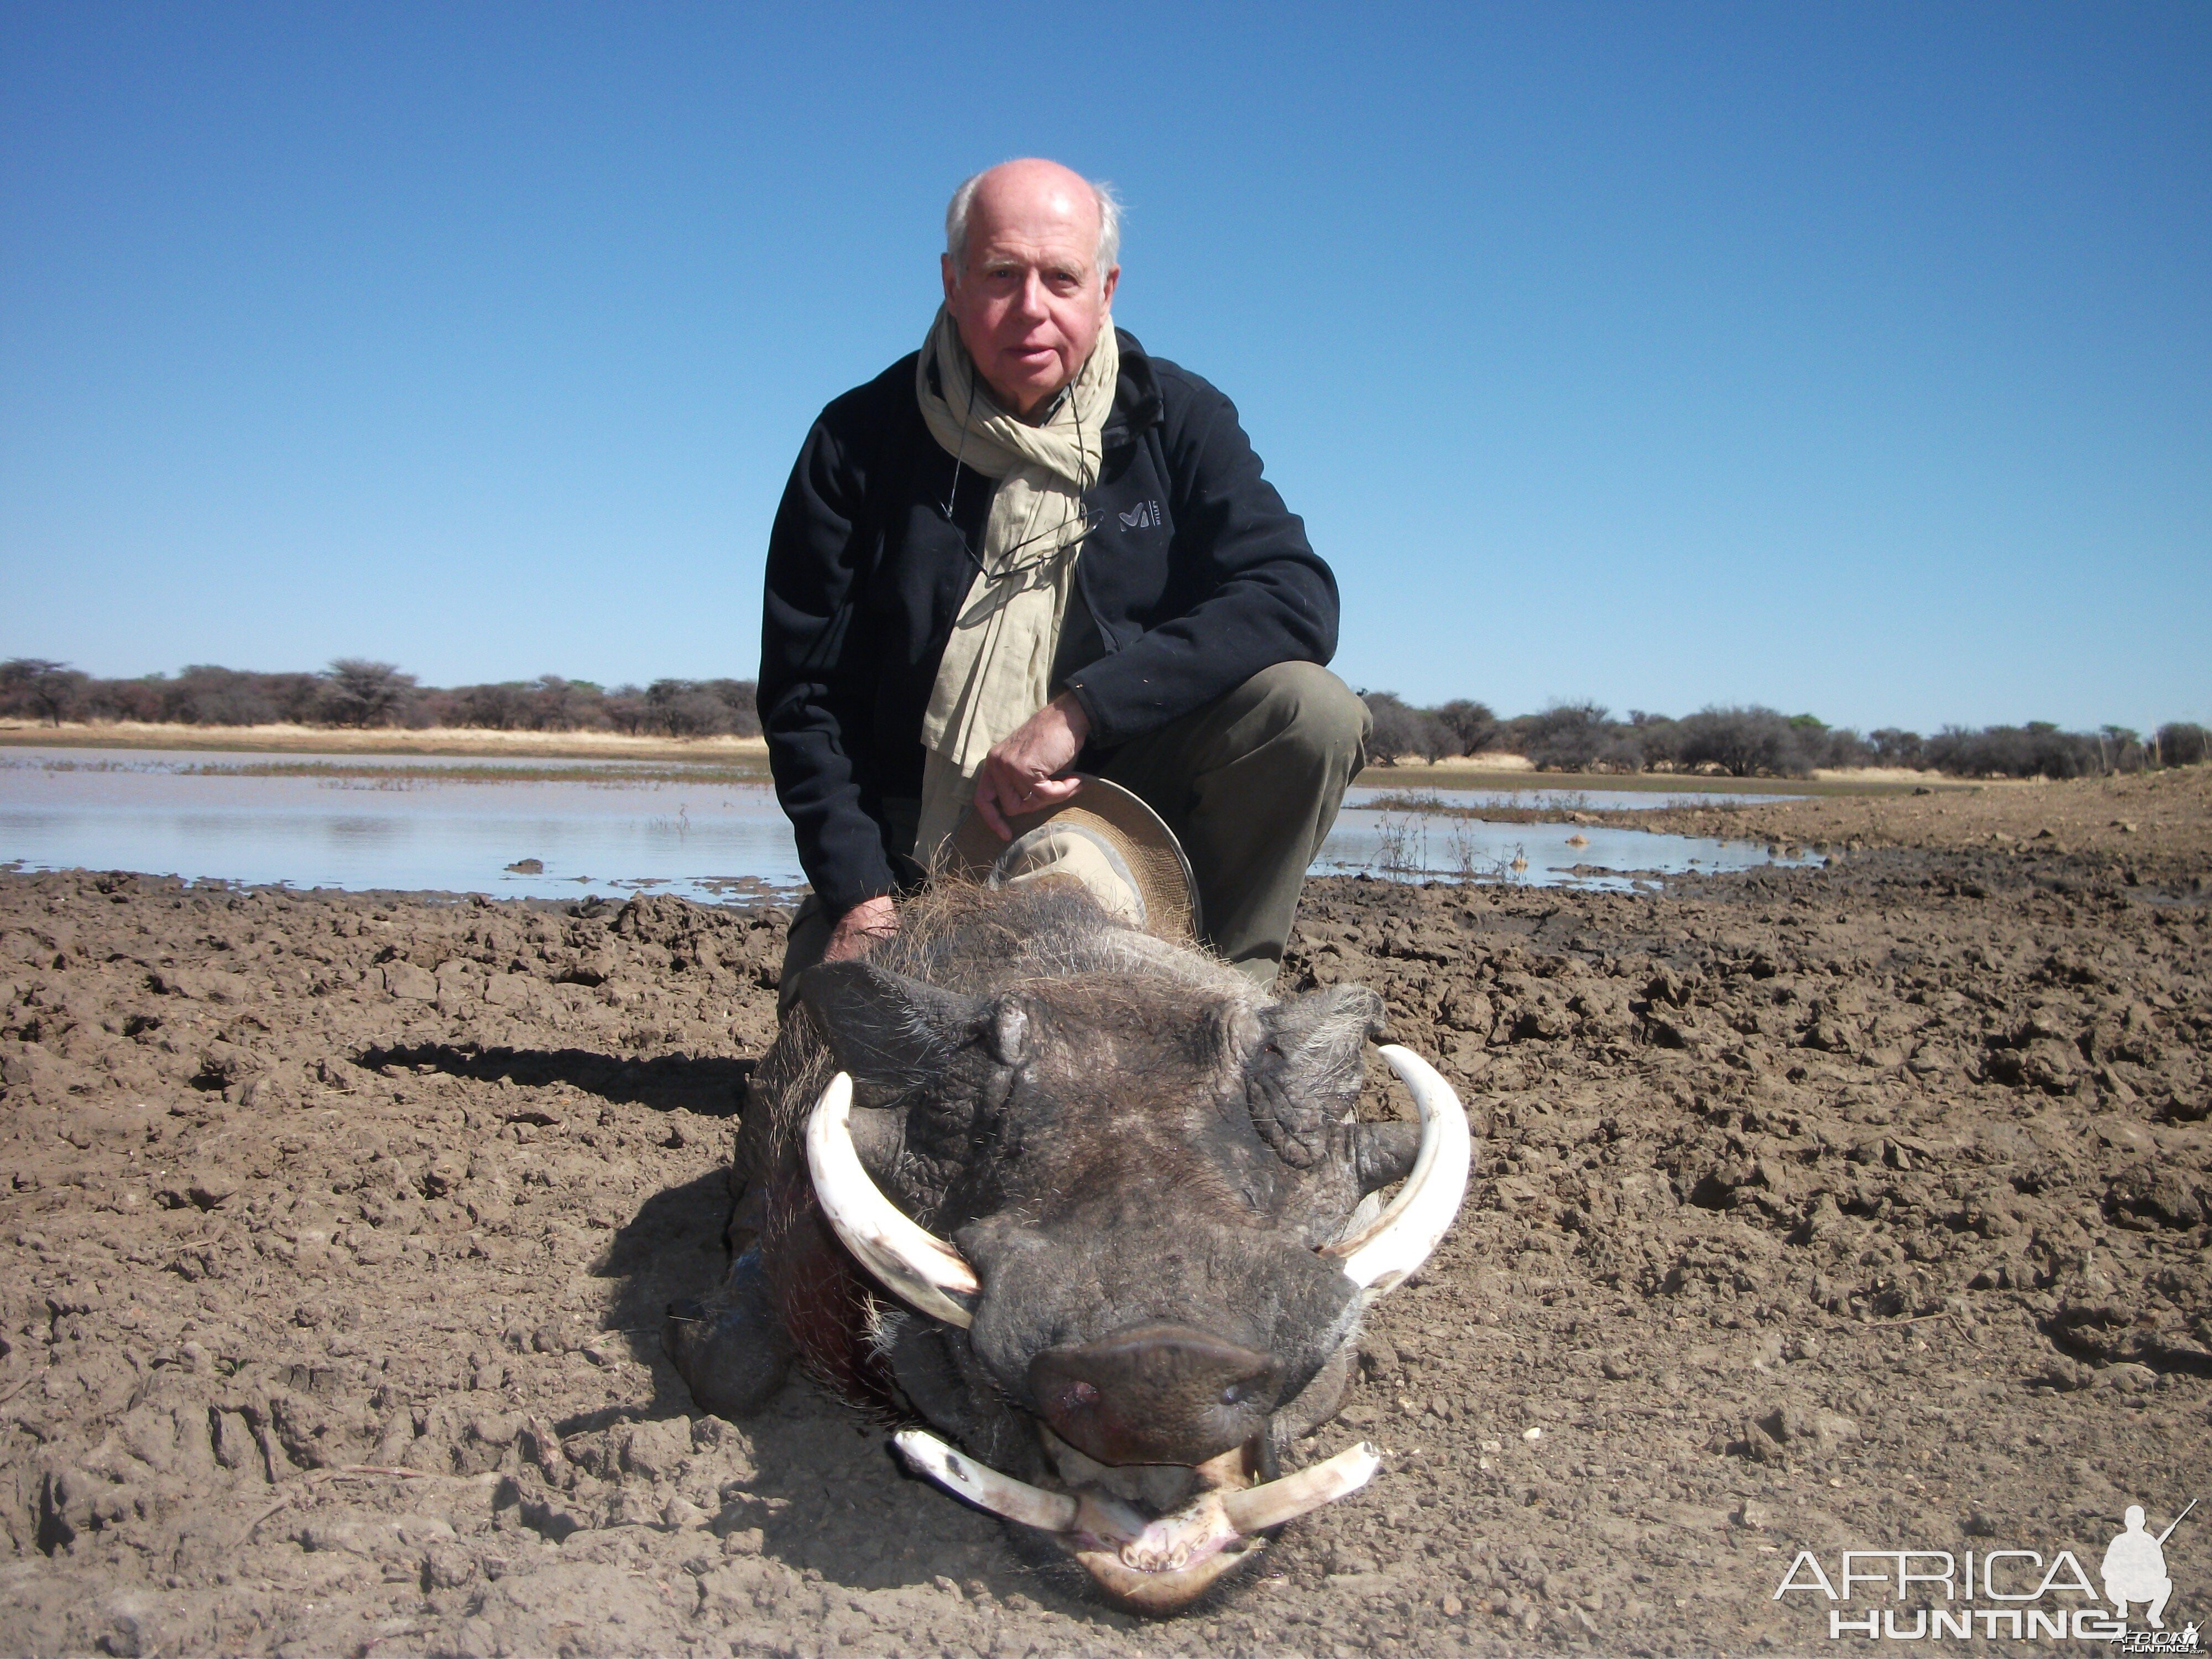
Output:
top-left (1031, 1322), bottom-right (1279, 1466)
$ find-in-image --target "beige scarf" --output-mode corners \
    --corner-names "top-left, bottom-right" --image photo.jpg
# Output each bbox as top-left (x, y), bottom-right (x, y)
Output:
top-left (912, 306), bottom-right (1119, 864)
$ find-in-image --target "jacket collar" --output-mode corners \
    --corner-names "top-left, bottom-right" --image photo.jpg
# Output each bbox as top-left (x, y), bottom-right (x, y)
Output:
top-left (1103, 327), bottom-right (1162, 448)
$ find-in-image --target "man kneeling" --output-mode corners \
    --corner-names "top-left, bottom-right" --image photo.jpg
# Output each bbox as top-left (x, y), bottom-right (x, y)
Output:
top-left (760, 158), bottom-right (1367, 992)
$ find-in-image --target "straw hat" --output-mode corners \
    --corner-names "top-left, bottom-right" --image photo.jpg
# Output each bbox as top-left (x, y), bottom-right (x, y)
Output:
top-left (946, 775), bottom-right (1201, 944)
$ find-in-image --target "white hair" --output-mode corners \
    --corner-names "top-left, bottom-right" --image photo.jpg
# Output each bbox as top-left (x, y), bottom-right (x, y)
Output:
top-left (945, 165), bottom-right (1123, 279)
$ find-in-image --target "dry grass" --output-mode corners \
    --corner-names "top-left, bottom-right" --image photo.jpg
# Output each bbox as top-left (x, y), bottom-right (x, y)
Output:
top-left (0, 720), bottom-right (2012, 798)
top-left (1362, 750), bottom-right (1537, 773)
top-left (1354, 760), bottom-right (1968, 797)
top-left (0, 719), bottom-right (770, 766)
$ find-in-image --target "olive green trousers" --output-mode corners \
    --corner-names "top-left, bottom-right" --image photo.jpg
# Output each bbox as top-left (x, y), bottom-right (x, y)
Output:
top-left (780, 661), bottom-right (1369, 1004)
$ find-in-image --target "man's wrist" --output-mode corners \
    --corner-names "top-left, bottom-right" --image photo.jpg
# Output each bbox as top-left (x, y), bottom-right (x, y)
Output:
top-left (1056, 688), bottom-right (1097, 748)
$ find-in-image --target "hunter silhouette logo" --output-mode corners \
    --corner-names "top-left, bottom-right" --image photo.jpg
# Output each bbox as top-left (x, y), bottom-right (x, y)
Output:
top-left (1772, 1498), bottom-right (2198, 1645)
top-left (2106, 1501), bottom-right (2194, 1631)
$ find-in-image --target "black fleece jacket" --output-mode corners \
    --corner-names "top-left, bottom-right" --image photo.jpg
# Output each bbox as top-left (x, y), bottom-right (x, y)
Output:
top-left (759, 329), bottom-right (1340, 919)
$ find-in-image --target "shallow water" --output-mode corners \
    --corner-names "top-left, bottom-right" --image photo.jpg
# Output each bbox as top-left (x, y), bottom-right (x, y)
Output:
top-left (0, 748), bottom-right (804, 904)
top-left (0, 748), bottom-right (1815, 902)
top-left (1324, 806), bottom-right (1819, 892)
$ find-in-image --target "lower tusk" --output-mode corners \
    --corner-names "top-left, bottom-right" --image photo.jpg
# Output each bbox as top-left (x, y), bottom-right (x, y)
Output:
top-left (896, 1428), bottom-right (1380, 1563)
top-left (1221, 1441), bottom-right (1381, 1532)
top-left (893, 1430), bottom-right (1077, 1533)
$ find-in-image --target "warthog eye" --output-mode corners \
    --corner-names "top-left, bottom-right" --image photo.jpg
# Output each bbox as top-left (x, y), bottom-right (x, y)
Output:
top-left (1220, 1382), bottom-right (1249, 1406)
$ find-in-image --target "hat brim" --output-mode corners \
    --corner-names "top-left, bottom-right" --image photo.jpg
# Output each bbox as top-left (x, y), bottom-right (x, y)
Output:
top-left (946, 775), bottom-right (1201, 944)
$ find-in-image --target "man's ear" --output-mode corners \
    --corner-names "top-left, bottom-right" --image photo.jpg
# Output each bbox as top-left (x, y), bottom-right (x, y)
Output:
top-left (796, 959), bottom-right (982, 1088)
top-left (941, 251), bottom-right (959, 306)
top-left (1099, 263), bottom-right (1119, 310)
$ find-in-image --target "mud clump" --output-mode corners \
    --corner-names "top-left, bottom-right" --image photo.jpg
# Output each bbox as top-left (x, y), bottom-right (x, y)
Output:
top-left (1, 775), bottom-right (2208, 1653)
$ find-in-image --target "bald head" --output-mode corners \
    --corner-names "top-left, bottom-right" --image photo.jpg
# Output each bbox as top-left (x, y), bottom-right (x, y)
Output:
top-left (940, 159), bottom-right (1123, 417)
top-left (947, 159), bottom-right (1122, 276)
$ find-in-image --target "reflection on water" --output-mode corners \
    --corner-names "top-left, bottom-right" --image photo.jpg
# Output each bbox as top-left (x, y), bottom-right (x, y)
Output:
top-left (1, 748), bottom-right (1814, 902)
top-left (1323, 807), bottom-right (1819, 892)
top-left (0, 748), bottom-right (806, 904)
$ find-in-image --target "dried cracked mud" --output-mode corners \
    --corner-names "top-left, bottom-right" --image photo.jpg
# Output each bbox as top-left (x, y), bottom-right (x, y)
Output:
top-left (3, 766), bottom-right (2208, 1656)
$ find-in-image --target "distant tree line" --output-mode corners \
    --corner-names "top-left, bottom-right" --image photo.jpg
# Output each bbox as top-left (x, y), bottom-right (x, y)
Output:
top-left (0, 658), bottom-right (763, 739)
top-left (3, 656), bottom-right (2202, 777)
top-left (1357, 691), bottom-right (2208, 780)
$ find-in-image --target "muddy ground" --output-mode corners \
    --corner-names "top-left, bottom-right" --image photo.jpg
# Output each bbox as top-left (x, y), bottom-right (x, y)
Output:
top-left (2, 768), bottom-right (2208, 1657)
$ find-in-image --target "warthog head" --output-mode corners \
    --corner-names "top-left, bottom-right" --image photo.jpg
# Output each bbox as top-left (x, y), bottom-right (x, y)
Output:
top-left (669, 882), bottom-right (1469, 1613)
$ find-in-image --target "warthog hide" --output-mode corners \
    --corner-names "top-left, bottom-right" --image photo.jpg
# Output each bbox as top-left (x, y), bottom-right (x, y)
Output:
top-left (666, 880), bottom-right (1465, 1611)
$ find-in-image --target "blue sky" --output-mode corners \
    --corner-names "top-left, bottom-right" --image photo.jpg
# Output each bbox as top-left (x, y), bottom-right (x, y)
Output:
top-left (3, 2), bottom-right (2205, 734)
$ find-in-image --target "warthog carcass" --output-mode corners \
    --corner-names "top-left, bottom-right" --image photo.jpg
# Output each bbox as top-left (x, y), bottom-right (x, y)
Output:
top-left (666, 880), bottom-right (1469, 1613)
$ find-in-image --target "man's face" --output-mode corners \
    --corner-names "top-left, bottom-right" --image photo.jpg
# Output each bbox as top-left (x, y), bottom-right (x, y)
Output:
top-left (942, 163), bottom-right (1119, 419)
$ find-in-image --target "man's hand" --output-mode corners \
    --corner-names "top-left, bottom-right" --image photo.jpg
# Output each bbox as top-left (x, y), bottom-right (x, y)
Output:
top-left (972, 693), bottom-right (1092, 839)
top-left (822, 894), bottom-right (899, 962)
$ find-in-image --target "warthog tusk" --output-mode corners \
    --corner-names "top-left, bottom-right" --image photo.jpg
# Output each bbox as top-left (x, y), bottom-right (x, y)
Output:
top-left (806, 1073), bottom-right (980, 1328)
top-left (1321, 1045), bottom-right (1472, 1293)
top-left (894, 1428), bottom-right (1380, 1564)
top-left (893, 1430), bottom-right (1078, 1532)
top-left (1220, 1441), bottom-right (1381, 1532)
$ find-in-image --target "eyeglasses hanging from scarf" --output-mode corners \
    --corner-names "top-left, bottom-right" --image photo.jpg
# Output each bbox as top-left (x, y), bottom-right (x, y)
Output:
top-left (934, 359), bottom-right (1103, 587)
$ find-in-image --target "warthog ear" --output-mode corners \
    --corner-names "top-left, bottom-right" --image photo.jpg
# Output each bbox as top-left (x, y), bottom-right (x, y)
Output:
top-left (1246, 985), bottom-right (1386, 1168)
top-left (796, 960), bottom-right (984, 1089)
